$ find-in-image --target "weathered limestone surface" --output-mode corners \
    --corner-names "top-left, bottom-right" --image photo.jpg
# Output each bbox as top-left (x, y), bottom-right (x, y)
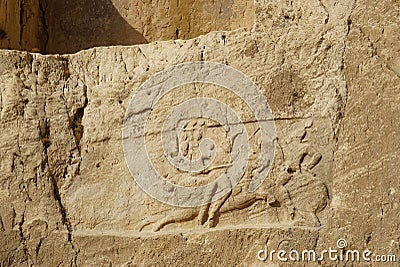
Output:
top-left (0, 0), bottom-right (253, 54)
top-left (0, 0), bottom-right (47, 52)
top-left (0, 0), bottom-right (399, 266)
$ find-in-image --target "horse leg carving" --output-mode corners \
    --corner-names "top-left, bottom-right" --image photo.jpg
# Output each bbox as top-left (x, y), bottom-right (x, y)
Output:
top-left (153, 209), bottom-right (198, 232)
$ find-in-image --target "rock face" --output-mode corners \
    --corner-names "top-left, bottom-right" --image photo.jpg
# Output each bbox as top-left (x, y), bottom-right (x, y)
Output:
top-left (0, 0), bottom-right (399, 266)
top-left (0, 0), bottom-right (253, 54)
top-left (0, 0), bottom-right (47, 52)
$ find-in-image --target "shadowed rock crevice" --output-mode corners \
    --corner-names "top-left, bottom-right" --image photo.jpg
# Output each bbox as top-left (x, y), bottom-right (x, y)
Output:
top-left (69, 96), bottom-right (88, 154)
top-left (38, 0), bottom-right (49, 52)
top-left (38, 114), bottom-right (78, 264)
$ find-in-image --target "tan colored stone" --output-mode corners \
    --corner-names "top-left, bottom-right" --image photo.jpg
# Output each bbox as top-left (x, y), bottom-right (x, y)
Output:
top-left (0, 0), bottom-right (399, 266)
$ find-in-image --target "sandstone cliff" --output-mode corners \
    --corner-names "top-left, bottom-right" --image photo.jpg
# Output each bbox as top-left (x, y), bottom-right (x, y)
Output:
top-left (0, 0), bottom-right (399, 266)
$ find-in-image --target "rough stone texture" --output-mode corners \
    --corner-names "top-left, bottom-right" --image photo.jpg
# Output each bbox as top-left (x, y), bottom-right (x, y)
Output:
top-left (0, 0), bottom-right (47, 52)
top-left (0, 0), bottom-right (253, 54)
top-left (0, 0), bottom-right (399, 266)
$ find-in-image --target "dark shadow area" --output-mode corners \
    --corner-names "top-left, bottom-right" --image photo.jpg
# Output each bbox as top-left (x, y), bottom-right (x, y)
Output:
top-left (45, 0), bottom-right (148, 54)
